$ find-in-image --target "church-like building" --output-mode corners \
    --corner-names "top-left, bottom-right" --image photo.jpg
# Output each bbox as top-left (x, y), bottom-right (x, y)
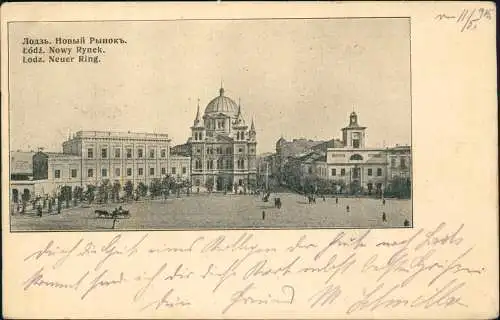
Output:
top-left (183, 87), bottom-right (257, 192)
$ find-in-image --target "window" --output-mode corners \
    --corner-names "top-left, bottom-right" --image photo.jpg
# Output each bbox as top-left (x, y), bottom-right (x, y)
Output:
top-left (197, 148), bottom-right (201, 154)
top-left (171, 167), bottom-right (176, 174)
top-left (137, 148), bottom-right (143, 158)
top-left (54, 169), bottom-right (61, 178)
top-left (150, 168), bottom-right (155, 176)
top-left (217, 159), bottom-right (223, 169)
top-left (114, 148), bottom-right (120, 158)
top-left (331, 168), bottom-right (336, 176)
top-left (217, 120), bottom-right (224, 129)
top-left (206, 160), bottom-right (213, 170)
top-left (400, 157), bottom-right (407, 169)
top-left (182, 167), bottom-right (187, 174)
top-left (216, 147), bottom-right (222, 154)
top-left (226, 147), bottom-right (232, 154)
top-left (353, 168), bottom-right (360, 178)
top-left (149, 149), bottom-right (155, 159)
top-left (161, 149), bottom-right (166, 158)
top-left (161, 167), bottom-right (166, 175)
top-left (195, 159), bottom-right (202, 169)
top-left (138, 168), bottom-right (143, 176)
top-left (127, 168), bottom-right (132, 176)
top-left (87, 148), bottom-right (93, 159)
top-left (88, 169), bottom-right (93, 177)
top-left (126, 148), bottom-right (132, 159)
top-left (239, 148), bottom-right (243, 153)
top-left (308, 167), bottom-right (313, 174)
top-left (341, 169), bottom-right (346, 176)
top-left (101, 168), bottom-right (107, 177)
top-left (240, 132), bottom-right (245, 140)
top-left (377, 168), bottom-right (383, 176)
top-left (391, 158), bottom-right (396, 168)
top-left (101, 148), bottom-right (108, 159)
top-left (368, 168), bottom-right (373, 176)
top-left (115, 168), bottom-right (120, 176)
top-left (350, 154), bottom-right (363, 161)
top-left (237, 159), bottom-right (245, 169)
top-left (207, 148), bottom-right (213, 155)
top-left (226, 160), bottom-right (232, 169)
top-left (352, 132), bottom-right (361, 148)
top-left (71, 169), bottom-right (77, 178)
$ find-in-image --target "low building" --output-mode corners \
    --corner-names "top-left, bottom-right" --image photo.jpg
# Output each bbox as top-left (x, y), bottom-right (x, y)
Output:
top-left (169, 154), bottom-right (191, 182)
top-left (281, 112), bottom-right (411, 197)
top-left (9, 130), bottom-right (195, 205)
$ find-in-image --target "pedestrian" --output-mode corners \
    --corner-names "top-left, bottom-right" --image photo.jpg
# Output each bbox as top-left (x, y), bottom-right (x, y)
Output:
top-left (382, 198), bottom-right (386, 205)
top-left (335, 197), bottom-right (339, 204)
top-left (404, 219), bottom-right (410, 227)
top-left (322, 195), bottom-right (326, 201)
top-left (262, 211), bottom-right (266, 220)
top-left (382, 212), bottom-right (387, 223)
top-left (37, 205), bottom-right (42, 217)
top-left (346, 205), bottom-right (350, 213)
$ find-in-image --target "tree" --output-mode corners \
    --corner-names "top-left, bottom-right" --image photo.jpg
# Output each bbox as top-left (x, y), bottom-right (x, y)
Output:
top-left (387, 176), bottom-right (411, 199)
top-left (149, 178), bottom-right (162, 199)
top-left (86, 184), bottom-right (96, 204)
top-left (124, 181), bottom-right (134, 200)
top-left (112, 180), bottom-right (121, 202)
top-left (74, 186), bottom-right (84, 203)
top-left (98, 179), bottom-right (111, 203)
top-left (137, 182), bottom-right (148, 198)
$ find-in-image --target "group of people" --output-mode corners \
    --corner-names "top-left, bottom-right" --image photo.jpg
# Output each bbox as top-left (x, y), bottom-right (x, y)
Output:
top-left (15, 195), bottom-right (64, 217)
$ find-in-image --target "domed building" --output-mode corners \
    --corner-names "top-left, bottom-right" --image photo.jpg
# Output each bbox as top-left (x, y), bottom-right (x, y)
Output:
top-left (187, 87), bottom-right (257, 192)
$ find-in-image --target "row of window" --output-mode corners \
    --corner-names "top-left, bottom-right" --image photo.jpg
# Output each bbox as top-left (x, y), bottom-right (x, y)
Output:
top-left (196, 147), bottom-right (253, 154)
top-left (391, 157), bottom-right (408, 168)
top-left (330, 167), bottom-right (383, 177)
top-left (88, 147), bottom-right (167, 159)
top-left (54, 166), bottom-right (187, 179)
top-left (193, 132), bottom-right (203, 141)
top-left (194, 159), bottom-right (246, 170)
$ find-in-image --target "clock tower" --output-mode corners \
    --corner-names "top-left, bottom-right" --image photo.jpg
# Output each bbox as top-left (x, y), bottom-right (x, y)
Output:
top-left (342, 112), bottom-right (367, 148)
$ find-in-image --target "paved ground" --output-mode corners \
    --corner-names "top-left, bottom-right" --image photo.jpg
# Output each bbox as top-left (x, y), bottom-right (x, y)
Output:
top-left (10, 192), bottom-right (412, 231)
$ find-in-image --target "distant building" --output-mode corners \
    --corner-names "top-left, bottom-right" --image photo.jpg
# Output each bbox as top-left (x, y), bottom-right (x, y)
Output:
top-left (10, 130), bottom-right (186, 203)
top-left (182, 86), bottom-right (257, 192)
top-left (274, 137), bottom-right (343, 183)
top-left (281, 112), bottom-right (411, 196)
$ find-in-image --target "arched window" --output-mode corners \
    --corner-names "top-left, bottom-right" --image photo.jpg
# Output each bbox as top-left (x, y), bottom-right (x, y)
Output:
top-left (350, 154), bottom-right (363, 161)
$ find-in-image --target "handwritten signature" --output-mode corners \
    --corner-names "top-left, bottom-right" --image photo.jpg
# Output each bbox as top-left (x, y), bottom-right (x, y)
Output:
top-left (435, 8), bottom-right (494, 32)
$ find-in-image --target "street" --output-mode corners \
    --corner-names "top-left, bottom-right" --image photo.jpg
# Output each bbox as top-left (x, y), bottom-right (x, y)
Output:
top-left (11, 192), bottom-right (412, 231)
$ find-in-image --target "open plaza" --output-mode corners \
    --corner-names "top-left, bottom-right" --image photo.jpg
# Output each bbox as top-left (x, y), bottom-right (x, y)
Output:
top-left (10, 191), bottom-right (411, 231)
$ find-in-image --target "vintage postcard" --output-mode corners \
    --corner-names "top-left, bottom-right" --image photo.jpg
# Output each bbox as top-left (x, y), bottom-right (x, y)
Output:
top-left (1, 2), bottom-right (498, 319)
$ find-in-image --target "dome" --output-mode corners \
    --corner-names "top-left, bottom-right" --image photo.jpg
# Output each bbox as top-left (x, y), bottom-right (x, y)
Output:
top-left (204, 88), bottom-right (238, 115)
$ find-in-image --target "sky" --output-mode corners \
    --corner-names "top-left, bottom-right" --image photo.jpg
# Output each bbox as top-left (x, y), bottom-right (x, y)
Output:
top-left (9, 18), bottom-right (410, 154)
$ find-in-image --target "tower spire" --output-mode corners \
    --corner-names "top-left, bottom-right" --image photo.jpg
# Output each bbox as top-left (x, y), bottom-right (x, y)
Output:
top-left (219, 79), bottom-right (224, 96)
top-left (250, 117), bottom-right (255, 131)
top-left (193, 98), bottom-right (201, 125)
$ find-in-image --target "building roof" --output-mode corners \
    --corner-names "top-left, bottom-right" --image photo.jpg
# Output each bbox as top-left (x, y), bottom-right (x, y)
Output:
top-left (36, 152), bottom-right (80, 159)
top-left (72, 131), bottom-right (170, 140)
top-left (204, 87), bottom-right (239, 116)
